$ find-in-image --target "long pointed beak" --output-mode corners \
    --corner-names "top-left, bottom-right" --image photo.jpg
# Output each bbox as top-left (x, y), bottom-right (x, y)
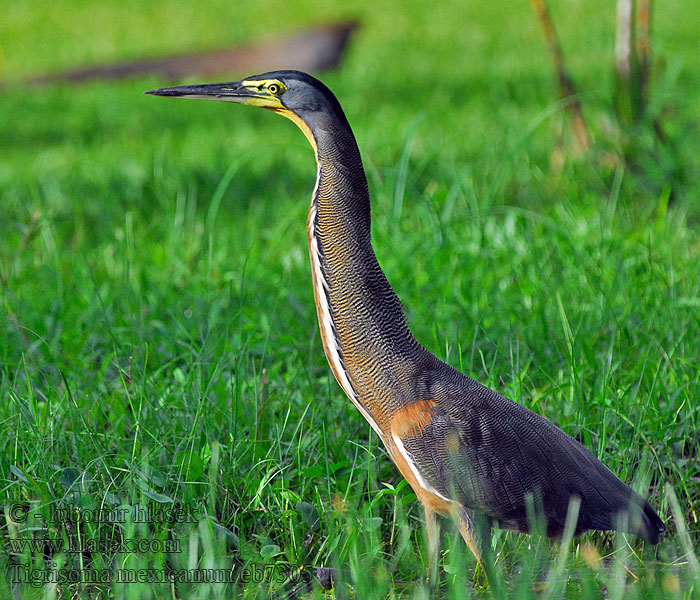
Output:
top-left (145, 81), bottom-right (282, 109)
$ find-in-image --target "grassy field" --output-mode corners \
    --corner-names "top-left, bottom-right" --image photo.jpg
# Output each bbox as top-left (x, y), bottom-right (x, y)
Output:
top-left (2, 0), bottom-right (699, 598)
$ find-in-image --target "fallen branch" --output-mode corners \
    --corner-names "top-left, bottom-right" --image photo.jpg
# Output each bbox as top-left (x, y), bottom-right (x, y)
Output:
top-left (23, 21), bottom-right (358, 86)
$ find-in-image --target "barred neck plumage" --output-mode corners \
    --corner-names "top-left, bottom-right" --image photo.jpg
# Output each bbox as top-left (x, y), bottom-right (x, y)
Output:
top-left (305, 113), bottom-right (422, 431)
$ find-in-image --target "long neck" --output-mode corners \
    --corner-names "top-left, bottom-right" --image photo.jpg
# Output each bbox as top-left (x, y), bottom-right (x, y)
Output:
top-left (305, 114), bottom-right (421, 432)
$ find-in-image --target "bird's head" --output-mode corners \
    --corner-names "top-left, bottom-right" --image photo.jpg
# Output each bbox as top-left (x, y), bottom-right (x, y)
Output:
top-left (145, 70), bottom-right (351, 153)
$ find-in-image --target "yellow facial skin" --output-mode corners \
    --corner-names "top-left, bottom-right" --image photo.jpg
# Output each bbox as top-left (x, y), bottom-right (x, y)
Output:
top-left (237, 78), bottom-right (318, 154)
top-left (232, 79), bottom-right (287, 109)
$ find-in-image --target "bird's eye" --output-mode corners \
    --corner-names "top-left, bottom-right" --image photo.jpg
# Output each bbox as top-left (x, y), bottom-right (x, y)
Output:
top-left (267, 83), bottom-right (281, 95)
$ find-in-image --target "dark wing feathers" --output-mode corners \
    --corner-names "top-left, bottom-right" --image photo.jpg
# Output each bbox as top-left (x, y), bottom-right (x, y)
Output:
top-left (398, 355), bottom-right (665, 542)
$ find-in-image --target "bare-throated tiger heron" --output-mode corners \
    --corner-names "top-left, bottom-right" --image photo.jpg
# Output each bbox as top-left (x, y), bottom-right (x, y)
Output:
top-left (146, 71), bottom-right (665, 565)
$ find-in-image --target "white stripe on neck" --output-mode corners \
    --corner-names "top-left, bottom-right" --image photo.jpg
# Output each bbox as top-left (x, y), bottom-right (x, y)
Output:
top-left (307, 163), bottom-right (382, 438)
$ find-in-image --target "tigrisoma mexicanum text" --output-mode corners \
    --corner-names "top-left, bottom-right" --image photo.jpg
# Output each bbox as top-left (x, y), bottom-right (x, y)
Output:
top-left (146, 71), bottom-right (665, 567)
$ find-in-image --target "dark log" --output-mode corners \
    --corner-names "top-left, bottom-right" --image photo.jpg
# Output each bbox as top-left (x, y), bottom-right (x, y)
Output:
top-left (24, 21), bottom-right (358, 86)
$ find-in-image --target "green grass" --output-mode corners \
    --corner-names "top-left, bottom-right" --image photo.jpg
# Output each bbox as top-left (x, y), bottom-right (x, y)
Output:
top-left (1, 0), bottom-right (699, 598)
